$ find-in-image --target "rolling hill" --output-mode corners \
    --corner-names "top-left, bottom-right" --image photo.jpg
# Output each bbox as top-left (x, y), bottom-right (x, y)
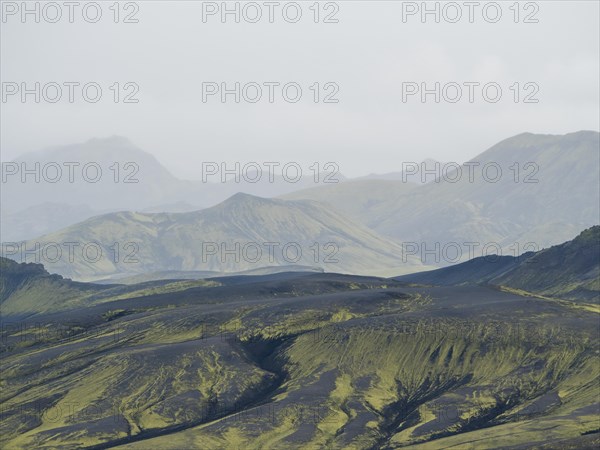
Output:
top-left (7, 194), bottom-right (426, 281)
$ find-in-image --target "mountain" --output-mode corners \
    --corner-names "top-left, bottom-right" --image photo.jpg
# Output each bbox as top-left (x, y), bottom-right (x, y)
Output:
top-left (7, 194), bottom-right (426, 281)
top-left (0, 137), bottom-right (347, 241)
top-left (285, 131), bottom-right (600, 263)
top-left (396, 226), bottom-right (600, 302)
top-left (375, 131), bottom-right (600, 256)
top-left (1, 136), bottom-right (184, 214)
top-left (282, 179), bottom-right (417, 220)
top-left (0, 256), bottom-right (223, 317)
top-left (4, 131), bottom-right (598, 267)
top-left (0, 137), bottom-right (191, 241)
top-left (357, 158), bottom-right (447, 183)
top-left (0, 202), bottom-right (98, 242)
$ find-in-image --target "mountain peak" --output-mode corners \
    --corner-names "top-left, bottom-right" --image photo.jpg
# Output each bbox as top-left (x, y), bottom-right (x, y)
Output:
top-left (220, 192), bottom-right (276, 206)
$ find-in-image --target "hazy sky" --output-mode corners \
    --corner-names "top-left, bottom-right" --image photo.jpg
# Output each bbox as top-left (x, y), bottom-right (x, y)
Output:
top-left (1, 0), bottom-right (599, 178)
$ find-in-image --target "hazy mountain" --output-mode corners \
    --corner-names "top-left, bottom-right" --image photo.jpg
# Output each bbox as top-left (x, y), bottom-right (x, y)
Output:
top-left (0, 137), bottom-right (194, 241)
top-left (1, 137), bottom-right (346, 241)
top-left (397, 226), bottom-right (600, 302)
top-left (4, 131), bottom-right (598, 261)
top-left (0, 202), bottom-right (97, 242)
top-left (8, 193), bottom-right (425, 281)
top-left (375, 131), bottom-right (599, 256)
top-left (282, 179), bottom-right (417, 219)
top-left (1, 136), bottom-right (185, 214)
top-left (357, 158), bottom-right (447, 183)
top-left (285, 131), bottom-right (600, 263)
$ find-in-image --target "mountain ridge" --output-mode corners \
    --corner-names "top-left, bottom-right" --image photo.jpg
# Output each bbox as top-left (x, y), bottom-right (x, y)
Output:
top-left (396, 225), bottom-right (600, 302)
top-left (7, 193), bottom-right (426, 281)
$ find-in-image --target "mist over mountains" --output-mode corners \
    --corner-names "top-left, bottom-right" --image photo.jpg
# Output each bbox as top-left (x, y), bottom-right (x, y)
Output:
top-left (1, 131), bottom-right (599, 280)
top-left (0, 136), bottom-right (347, 241)
top-left (286, 131), bottom-right (600, 259)
top-left (3, 3), bottom-right (598, 448)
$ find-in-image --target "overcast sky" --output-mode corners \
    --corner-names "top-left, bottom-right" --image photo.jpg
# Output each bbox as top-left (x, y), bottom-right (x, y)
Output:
top-left (1, 1), bottom-right (599, 178)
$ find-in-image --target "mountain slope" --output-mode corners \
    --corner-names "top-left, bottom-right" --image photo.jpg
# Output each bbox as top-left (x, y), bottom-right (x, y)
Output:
top-left (9, 194), bottom-right (425, 281)
top-left (1, 271), bottom-right (597, 449)
top-left (281, 179), bottom-right (417, 221)
top-left (493, 226), bottom-right (600, 301)
top-left (284, 131), bottom-right (600, 263)
top-left (0, 257), bottom-right (102, 316)
top-left (396, 226), bottom-right (600, 302)
top-left (375, 131), bottom-right (600, 256)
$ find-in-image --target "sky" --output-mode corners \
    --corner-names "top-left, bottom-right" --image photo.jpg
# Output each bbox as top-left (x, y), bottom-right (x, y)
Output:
top-left (1, 0), bottom-right (599, 178)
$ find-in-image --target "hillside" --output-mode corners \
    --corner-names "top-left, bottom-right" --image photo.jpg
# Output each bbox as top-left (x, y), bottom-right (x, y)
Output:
top-left (1, 269), bottom-right (597, 449)
top-left (10, 194), bottom-right (425, 281)
top-left (285, 131), bottom-right (600, 260)
top-left (282, 179), bottom-right (417, 221)
top-left (493, 226), bottom-right (600, 301)
top-left (397, 226), bottom-right (600, 302)
top-left (0, 257), bottom-right (100, 315)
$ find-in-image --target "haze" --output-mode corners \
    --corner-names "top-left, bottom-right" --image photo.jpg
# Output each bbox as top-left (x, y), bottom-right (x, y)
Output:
top-left (1, 1), bottom-right (599, 177)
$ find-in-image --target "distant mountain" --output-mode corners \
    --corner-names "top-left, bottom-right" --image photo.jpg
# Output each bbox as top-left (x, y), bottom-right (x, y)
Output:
top-left (1, 137), bottom-right (190, 241)
top-left (8, 193), bottom-right (426, 281)
top-left (358, 158), bottom-right (447, 183)
top-left (375, 131), bottom-right (600, 256)
top-left (1, 136), bottom-right (184, 213)
top-left (396, 226), bottom-right (600, 302)
top-left (285, 131), bottom-right (600, 263)
top-left (0, 137), bottom-right (347, 241)
top-left (282, 179), bottom-right (417, 220)
top-left (4, 131), bottom-right (598, 258)
top-left (0, 202), bottom-right (97, 242)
